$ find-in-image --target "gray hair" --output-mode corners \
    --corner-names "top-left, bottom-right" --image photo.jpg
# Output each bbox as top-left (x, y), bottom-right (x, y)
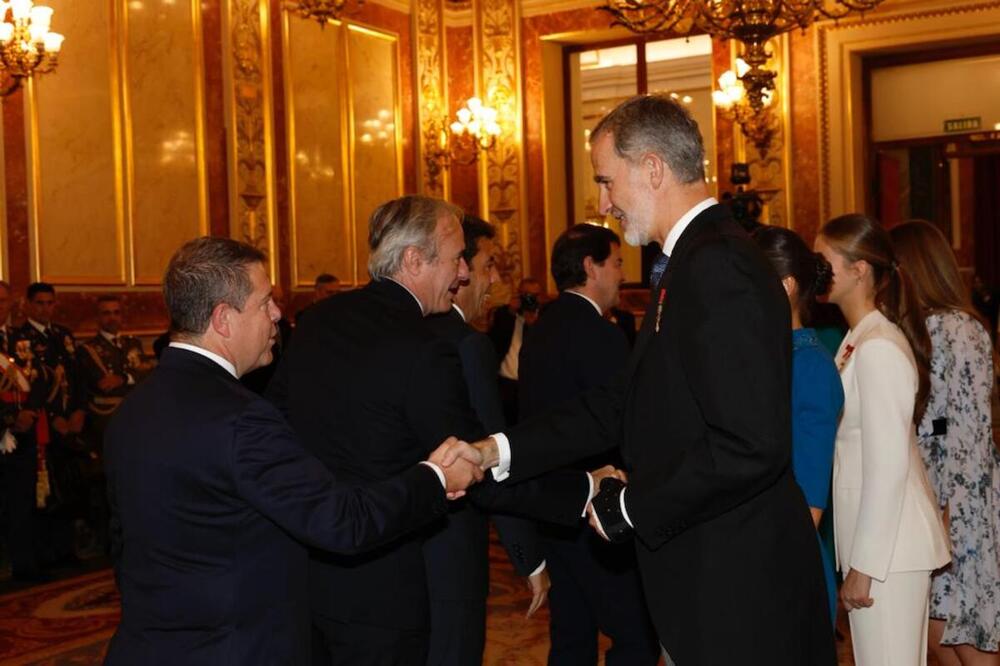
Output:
top-left (163, 236), bottom-right (266, 336)
top-left (368, 195), bottom-right (464, 280)
top-left (591, 94), bottom-right (705, 184)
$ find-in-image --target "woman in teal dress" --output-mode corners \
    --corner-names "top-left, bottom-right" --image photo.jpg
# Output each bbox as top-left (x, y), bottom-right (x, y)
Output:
top-left (754, 226), bottom-right (844, 625)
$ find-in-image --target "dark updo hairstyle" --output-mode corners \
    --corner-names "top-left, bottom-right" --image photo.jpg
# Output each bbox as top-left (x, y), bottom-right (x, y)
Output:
top-left (752, 226), bottom-right (832, 326)
top-left (820, 213), bottom-right (931, 425)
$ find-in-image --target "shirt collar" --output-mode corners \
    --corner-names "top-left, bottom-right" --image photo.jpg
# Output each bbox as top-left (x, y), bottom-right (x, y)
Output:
top-left (28, 318), bottom-right (49, 334)
top-left (564, 290), bottom-right (603, 316)
top-left (168, 342), bottom-right (238, 379)
top-left (451, 303), bottom-right (467, 322)
top-left (385, 277), bottom-right (425, 314)
top-left (662, 198), bottom-right (718, 257)
top-left (99, 329), bottom-right (118, 343)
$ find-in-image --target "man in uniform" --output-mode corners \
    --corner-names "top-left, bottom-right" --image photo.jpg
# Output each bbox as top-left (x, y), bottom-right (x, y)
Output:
top-left (77, 295), bottom-right (152, 441)
top-left (76, 295), bottom-right (153, 551)
top-left (9, 282), bottom-right (87, 567)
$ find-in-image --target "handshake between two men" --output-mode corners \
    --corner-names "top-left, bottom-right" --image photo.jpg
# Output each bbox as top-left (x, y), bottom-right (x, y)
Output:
top-left (428, 435), bottom-right (628, 541)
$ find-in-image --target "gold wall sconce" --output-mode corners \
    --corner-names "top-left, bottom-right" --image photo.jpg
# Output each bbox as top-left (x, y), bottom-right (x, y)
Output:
top-left (0, 0), bottom-right (64, 97)
top-left (712, 59), bottom-right (778, 160)
top-left (425, 96), bottom-right (501, 189)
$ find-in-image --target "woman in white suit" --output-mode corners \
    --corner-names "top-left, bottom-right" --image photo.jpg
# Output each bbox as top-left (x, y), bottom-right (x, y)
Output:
top-left (815, 213), bottom-right (950, 665)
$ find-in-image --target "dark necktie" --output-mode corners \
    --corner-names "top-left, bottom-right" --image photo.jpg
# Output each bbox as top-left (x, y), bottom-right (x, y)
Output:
top-left (649, 254), bottom-right (669, 288)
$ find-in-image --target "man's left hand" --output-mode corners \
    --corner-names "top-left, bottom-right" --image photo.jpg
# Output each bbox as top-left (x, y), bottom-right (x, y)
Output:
top-left (525, 567), bottom-right (551, 618)
top-left (587, 503), bottom-right (611, 542)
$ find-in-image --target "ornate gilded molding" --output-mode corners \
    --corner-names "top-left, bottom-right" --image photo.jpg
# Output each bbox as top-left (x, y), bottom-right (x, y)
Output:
top-left (222, 0), bottom-right (278, 279)
top-left (474, 0), bottom-right (527, 285)
top-left (738, 36), bottom-right (792, 228)
top-left (415, 0), bottom-right (448, 197)
top-left (816, 0), bottom-right (1000, 220)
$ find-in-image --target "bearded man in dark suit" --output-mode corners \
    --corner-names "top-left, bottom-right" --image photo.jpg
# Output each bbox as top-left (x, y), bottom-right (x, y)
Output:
top-left (103, 237), bottom-right (481, 666)
top-left (462, 95), bottom-right (837, 665)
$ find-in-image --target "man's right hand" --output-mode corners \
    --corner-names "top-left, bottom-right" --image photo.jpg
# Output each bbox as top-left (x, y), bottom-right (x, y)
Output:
top-left (13, 410), bottom-right (36, 432)
top-left (427, 437), bottom-right (484, 499)
top-left (437, 436), bottom-right (499, 471)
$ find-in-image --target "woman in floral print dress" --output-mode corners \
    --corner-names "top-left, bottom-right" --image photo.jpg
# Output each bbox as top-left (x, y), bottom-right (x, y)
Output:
top-left (891, 220), bottom-right (1000, 666)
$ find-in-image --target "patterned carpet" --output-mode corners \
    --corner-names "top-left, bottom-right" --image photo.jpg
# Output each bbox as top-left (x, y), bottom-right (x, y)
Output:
top-left (0, 538), bottom-right (884, 665)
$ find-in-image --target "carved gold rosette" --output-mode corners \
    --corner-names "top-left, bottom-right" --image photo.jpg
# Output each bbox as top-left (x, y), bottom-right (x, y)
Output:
top-left (415, 0), bottom-right (448, 198)
top-left (223, 0), bottom-right (278, 279)
top-left (474, 0), bottom-right (527, 284)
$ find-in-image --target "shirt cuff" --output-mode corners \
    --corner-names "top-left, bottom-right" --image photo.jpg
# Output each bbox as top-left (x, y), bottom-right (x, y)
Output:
top-left (620, 487), bottom-right (633, 527)
top-left (583, 471), bottom-right (595, 517)
top-left (490, 432), bottom-right (512, 481)
top-left (419, 461), bottom-right (446, 489)
top-left (529, 560), bottom-right (546, 577)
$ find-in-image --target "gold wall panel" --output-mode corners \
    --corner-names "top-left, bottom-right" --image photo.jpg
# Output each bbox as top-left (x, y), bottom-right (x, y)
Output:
top-left (283, 16), bottom-right (402, 287)
top-left (348, 24), bottom-right (403, 281)
top-left (283, 15), bottom-right (351, 287)
top-left (27, 0), bottom-right (125, 285)
top-left (474, 0), bottom-right (528, 285)
top-left (124, 0), bottom-right (209, 284)
top-left (223, 0), bottom-right (278, 280)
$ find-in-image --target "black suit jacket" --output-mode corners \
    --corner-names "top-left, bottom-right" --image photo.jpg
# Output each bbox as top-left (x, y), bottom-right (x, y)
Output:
top-left (504, 205), bottom-right (836, 665)
top-left (267, 280), bottom-right (588, 632)
top-left (519, 291), bottom-right (629, 473)
top-left (103, 347), bottom-right (448, 665)
top-left (423, 308), bottom-right (543, 601)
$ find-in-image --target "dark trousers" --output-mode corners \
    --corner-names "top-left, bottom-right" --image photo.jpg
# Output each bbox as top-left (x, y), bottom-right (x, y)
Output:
top-left (545, 527), bottom-right (660, 666)
top-left (312, 610), bottom-right (429, 666)
top-left (427, 598), bottom-right (486, 666)
top-left (2, 441), bottom-right (41, 575)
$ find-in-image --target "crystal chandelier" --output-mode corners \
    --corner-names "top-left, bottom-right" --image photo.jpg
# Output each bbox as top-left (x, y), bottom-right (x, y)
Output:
top-left (712, 58), bottom-right (778, 158)
top-left (0, 0), bottom-right (64, 97)
top-left (284, 0), bottom-right (363, 26)
top-left (601, 0), bottom-right (884, 110)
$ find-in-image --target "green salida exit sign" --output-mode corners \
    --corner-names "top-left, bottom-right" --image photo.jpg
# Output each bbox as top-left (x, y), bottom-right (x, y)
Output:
top-left (944, 117), bottom-right (981, 133)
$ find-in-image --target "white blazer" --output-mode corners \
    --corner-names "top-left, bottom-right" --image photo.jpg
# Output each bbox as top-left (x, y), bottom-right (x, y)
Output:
top-left (832, 309), bottom-right (950, 582)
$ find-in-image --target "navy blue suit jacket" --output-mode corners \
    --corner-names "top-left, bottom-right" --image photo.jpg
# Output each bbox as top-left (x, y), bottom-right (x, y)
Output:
top-left (103, 347), bottom-right (447, 665)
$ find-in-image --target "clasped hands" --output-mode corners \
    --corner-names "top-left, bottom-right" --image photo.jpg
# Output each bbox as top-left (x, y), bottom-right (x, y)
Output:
top-left (426, 437), bottom-right (486, 500)
top-left (427, 437), bottom-right (629, 541)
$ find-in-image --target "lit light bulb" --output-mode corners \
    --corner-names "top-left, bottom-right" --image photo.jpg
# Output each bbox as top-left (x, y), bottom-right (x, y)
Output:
top-left (0, 23), bottom-right (14, 42)
top-left (735, 58), bottom-right (750, 77)
top-left (30, 5), bottom-right (53, 30)
top-left (42, 31), bottom-right (62, 52)
top-left (450, 121), bottom-right (464, 135)
top-left (466, 97), bottom-right (482, 111)
top-left (456, 108), bottom-right (471, 125)
top-left (10, 0), bottom-right (31, 21)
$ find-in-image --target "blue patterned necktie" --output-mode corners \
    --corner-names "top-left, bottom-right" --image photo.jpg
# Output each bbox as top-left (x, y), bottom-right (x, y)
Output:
top-left (649, 254), bottom-right (669, 287)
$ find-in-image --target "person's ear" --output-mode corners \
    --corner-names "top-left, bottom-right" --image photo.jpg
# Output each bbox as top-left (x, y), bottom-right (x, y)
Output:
top-left (209, 302), bottom-right (232, 338)
top-left (401, 246), bottom-right (423, 276)
top-left (583, 255), bottom-right (598, 282)
top-left (643, 152), bottom-right (665, 190)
